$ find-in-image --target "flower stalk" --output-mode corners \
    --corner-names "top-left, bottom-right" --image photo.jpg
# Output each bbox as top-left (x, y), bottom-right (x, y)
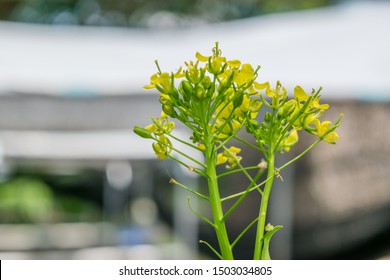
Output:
top-left (254, 152), bottom-right (275, 260)
top-left (205, 141), bottom-right (233, 260)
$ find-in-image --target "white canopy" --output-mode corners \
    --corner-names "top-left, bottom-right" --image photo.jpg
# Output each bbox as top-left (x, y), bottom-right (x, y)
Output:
top-left (0, 1), bottom-right (389, 99)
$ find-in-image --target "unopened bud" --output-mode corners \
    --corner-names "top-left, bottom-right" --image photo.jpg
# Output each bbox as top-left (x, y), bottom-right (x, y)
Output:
top-left (133, 126), bottom-right (153, 139)
top-left (195, 86), bottom-right (205, 100)
top-left (258, 158), bottom-right (267, 170)
top-left (264, 112), bottom-right (273, 122)
top-left (162, 104), bottom-right (175, 117)
top-left (179, 80), bottom-right (193, 98)
top-left (232, 89), bottom-right (244, 108)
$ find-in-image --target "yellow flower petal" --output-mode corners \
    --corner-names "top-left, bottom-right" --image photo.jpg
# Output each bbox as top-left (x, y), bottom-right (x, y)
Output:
top-left (228, 146), bottom-right (241, 154)
top-left (195, 51), bottom-right (210, 62)
top-left (266, 87), bottom-right (275, 98)
top-left (284, 130), bottom-right (299, 150)
top-left (226, 60), bottom-right (241, 68)
top-left (253, 81), bottom-right (269, 90)
top-left (143, 84), bottom-right (156, 89)
top-left (294, 86), bottom-right (309, 101)
top-left (145, 124), bottom-right (157, 133)
top-left (234, 64), bottom-right (254, 86)
top-left (197, 143), bottom-right (206, 151)
top-left (217, 153), bottom-right (227, 165)
top-left (326, 131), bottom-right (339, 143)
top-left (247, 85), bottom-right (257, 94)
top-left (174, 66), bottom-right (185, 78)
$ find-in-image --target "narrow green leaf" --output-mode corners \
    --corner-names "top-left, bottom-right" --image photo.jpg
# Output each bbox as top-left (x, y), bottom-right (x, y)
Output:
top-left (261, 225), bottom-right (283, 260)
top-left (199, 240), bottom-right (223, 260)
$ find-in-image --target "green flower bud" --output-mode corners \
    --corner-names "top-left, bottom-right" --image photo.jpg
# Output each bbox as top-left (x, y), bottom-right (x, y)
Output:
top-left (162, 104), bottom-right (175, 117)
top-left (195, 85), bottom-right (205, 100)
top-left (279, 99), bottom-right (296, 117)
top-left (133, 126), bottom-right (153, 139)
top-left (202, 76), bottom-right (212, 90)
top-left (248, 119), bottom-right (260, 130)
top-left (170, 87), bottom-right (179, 100)
top-left (159, 94), bottom-right (170, 105)
top-left (179, 80), bottom-right (193, 97)
top-left (232, 89), bottom-right (244, 108)
top-left (265, 112), bottom-right (273, 123)
top-left (206, 82), bottom-right (216, 98)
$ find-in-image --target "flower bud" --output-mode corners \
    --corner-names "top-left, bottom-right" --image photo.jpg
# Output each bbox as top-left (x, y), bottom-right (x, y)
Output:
top-left (133, 126), bottom-right (153, 139)
top-left (264, 112), bottom-right (273, 123)
top-left (195, 85), bottom-right (205, 100)
top-left (162, 104), bottom-right (175, 117)
top-left (206, 82), bottom-right (216, 98)
top-left (232, 89), bottom-right (244, 108)
top-left (202, 76), bottom-right (212, 90)
top-left (281, 100), bottom-right (296, 116)
top-left (247, 119), bottom-right (260, 130)
top-left (159, 93), bottom-right (171, 105)
top-left (179, 80), bottom-right (193, 97)
top-left (170, 87), bottom-right (179, 100)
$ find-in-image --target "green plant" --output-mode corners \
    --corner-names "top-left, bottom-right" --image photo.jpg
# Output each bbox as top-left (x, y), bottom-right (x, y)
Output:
top-left (133, 43), bottom-right (342, 260)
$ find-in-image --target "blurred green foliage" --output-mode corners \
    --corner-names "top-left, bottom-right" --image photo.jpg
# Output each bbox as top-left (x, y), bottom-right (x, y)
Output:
top-left (0, 0), bottom-right (332, 27)
top-left (0, 177), bottom-right (54, 223)
top-left (0, 177), bottom-right (101, 223)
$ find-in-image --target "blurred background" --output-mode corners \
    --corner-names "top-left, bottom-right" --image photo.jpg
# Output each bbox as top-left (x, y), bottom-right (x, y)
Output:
top-left (0, 0), bottom-right (390, 260)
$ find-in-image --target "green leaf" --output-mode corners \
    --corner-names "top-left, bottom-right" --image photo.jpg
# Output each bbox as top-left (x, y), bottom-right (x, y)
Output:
top-left (261, 225), bottom-right (283, 260)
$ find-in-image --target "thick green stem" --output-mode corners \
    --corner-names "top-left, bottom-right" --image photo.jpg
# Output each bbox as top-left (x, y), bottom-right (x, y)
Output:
top-left (205, 145), bottom-right (234, 260)
top-left (254, 153), bottom-right (275, 260)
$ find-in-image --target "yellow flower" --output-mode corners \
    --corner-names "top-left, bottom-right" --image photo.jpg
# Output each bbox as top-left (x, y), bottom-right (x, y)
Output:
top-left (228, 146), bottom-right (241, 154)
top-left (174, 66), bottom-right (185, 78)
top-left (249, 99), bottom-right (262, 119)
top-left (144, 73), bottom-right (160, 89)
top-left (315, 120), bottom-right (339, 144)
top-left (216, 146), bottom-right (242, 169)
top-left (209, 56), bottom-right (226, 73)
top-left (282, 130), bottom-right (299, 152)
top-left (197, 143), bottom-right (206, 151)
top-left (233, 94), bottom-right (260, 121)
top-left (265, 86), bottom-right (275, 98)
top-left (224, 146), bottom-right (242, 169)
top-left (147, 112), bottom-right (175, 136)
top-left (254, 81), bottom-right (270, 91)
top-left (217, 153), bottom-right (228, 165)
top-left (294, 85), bottom-right (309, 101)
top-left (216, 102), bottom-right (233, 122)
top-left (234, 64), bottom-right (254, 86)
top-left (144, 72), bottom-right (172, 91)
top-left (195, 51), bottom-right (210, 62)
top-left (311, 97), bottom-right (329, 110)
top-left (152, 135), bottom-right (172, 160)
top-left (212, 119), bottom-right (240, 141)
top-left (145, 124), bottom-right (157, 133)
top-left (294, 86), bottom-right (328, 110)
top-left (226, 60), bottom-right (241, 68)
top-left (184, 60), bottom-right (204, 83)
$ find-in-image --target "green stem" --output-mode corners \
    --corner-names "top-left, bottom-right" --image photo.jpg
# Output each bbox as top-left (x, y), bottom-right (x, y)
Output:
top-left (170, 178), bottom-right (209, 201)
top-left (205, 143), bottom-right (234, 260)
top-left (222, 168), bottom-right (264, 222)
top-left (254, 152), bottom-right (275, 260)
top-left (217, 165), bottom-right (260, 179)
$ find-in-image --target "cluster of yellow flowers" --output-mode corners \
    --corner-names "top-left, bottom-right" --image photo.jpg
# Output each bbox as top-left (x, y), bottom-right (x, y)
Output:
top-left (134, 43), bottom-right (343, 260)
top-left (136, 43), bottom-right (340, 163)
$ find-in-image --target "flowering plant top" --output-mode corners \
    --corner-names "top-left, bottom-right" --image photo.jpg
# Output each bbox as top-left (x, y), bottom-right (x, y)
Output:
top-left (134, 42), bottom-right (343, 260)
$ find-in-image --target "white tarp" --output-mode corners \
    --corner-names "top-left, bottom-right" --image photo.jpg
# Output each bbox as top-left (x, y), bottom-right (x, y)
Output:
top-left (0, 1), bottom-right (389, 99)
